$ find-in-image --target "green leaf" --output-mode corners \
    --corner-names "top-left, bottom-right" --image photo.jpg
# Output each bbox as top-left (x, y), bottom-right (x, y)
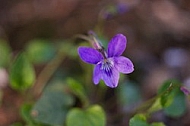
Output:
top-left (0, 39), bottom-right (11, 67)
top-left (32, 82), bottom-right (74, 126)
top-left (20, 103), bottom-right (34, 124)
top-left (158, 80), bottom-right (180, 108)
top-left (164, 91), bottom-right (186, 117)
top-left (20, 103), bottom-right (45, 126)
top-left (66, 105), bottom-right (106, 126)
top-left (150, 122), bottom-right (166, 126)
top-left (147, 98), bottom-right (162, 113)
top-left (9, 53), bottom-right (35, 91)
top-left (57, 40), bottom-right (78, 59)
top-left (67, 78), bottom-right (89, 106)
top-left (25, 39), bottom-right (56, 64)
top-left (158, 80), bottom-right (186, 117)
top-left (129, 114), bottom-right (149, 126)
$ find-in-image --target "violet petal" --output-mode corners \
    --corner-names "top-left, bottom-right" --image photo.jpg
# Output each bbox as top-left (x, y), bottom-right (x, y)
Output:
top-left (93, 64), bottom-right (102, 85)
top-left (107, 34), bottom-right (127, 57)
top-left (102, 67), bottom-right (119, 88)
top-left (114, 56), bottom-right (134, 74)
top-left (78, 47), bottom-right (103, 64)
top-left (180, 86), bottom-right (190, 95)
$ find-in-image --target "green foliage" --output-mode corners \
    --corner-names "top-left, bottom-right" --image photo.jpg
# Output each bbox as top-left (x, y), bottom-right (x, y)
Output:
top-left (67, 78), bottom-right (89, 107)
top-left (147, 97), bottom-right (162, 114)
top-left (147, 80), bottom-right (186, 115)
top-left (164, 91), bottom-right (186, 117)
top-left (20, 103), bottom-right (45, 126)
top-left (131, 80), bottom-right (186, 125)
top-left (158, 80), bottom-right (179, 107)
top-left (9, 53), bottom-right (35, 91)
top-left (25, 39), bottom-right (56, 64)
top-left (66, 105), bottom-right (106, 126)
top-left (5, 33), bottom-right (188, 126)
top-left (129, 114), bottom-right (149, 126)
top-left (58, 41), bottom-right (78, 59)
top-left (32, 81), bottom-right (74, 126)
top-left (20, 103), bottom-right (34, 125)
top-left (129, 114), bottom-right (166, 126)
top-left (158, 80), bottom-right (186, 117)
top-left (0, 39), bottom-right (11, 67)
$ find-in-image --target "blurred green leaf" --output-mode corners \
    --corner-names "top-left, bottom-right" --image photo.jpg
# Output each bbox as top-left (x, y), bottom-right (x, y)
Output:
top-left (20, 103), bottom-right (45, 126)
top-left (157, 80), bottom-right (186, 117)
top-left (158, 80), bottom-right (180, 108)
top-left (66, 105), bottom-right (106, 126)
top-left (20, 103), bottom-right (34, 124)
top-left (164, 91), bottom-right (186, 117)
top-left (147, 98), bottom-right (162, 114)
top-left (32, 81), bottom-right (74, 126)
top-left (129, 114), bottom-right (149, 126)
top-left (0, 39), bottom-right (11, 67)
top-left (150, 122), bottom-right (166, 126)
top-left (9, 53), bottom-right (35, 91)
top-left (117, 82), bottom-right (141, 106)
top-left (25, 39), bottom-right (56, 64)
top-left (132, 80), bottom-right (183, 116)
top-left (67, 78), bottom-right (89, 107)
top-left (58, 40), bottom-right (78, 59)
top-left (148, 80), bottom-right (182, 114)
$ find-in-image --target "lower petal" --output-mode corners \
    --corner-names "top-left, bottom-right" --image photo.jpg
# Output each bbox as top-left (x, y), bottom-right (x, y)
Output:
top-left (93, 64), bottom-right (102, 85)
top-left (114, 56), bottom-right (134, 74)
top-left (102, 67), bottom-right (119, 88)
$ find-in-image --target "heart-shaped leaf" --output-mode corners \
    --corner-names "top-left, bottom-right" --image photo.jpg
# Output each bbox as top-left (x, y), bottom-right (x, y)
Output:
top-left (66, 105), bottom-right (106, 126)
top-left (32, 82), bottom-right (74, 126)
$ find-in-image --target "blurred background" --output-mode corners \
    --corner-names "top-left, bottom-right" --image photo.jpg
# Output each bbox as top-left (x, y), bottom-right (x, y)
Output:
top-left (0, 0), bottom-right (190, 125)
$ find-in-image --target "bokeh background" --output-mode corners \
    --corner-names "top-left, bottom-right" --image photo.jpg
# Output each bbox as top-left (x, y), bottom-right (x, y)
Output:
top-left (0, 0), bottom-right (190, 125)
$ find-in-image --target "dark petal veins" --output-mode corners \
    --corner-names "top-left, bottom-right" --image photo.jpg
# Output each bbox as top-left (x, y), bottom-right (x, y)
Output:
top-left (114, 56), bottom-right (134, 74)
top-left (78, 47), bottom-right (103, 64)
top-left (107, 34), bottom-right (127, 57)
top-left (101, 59), bottom-right (113, 77)
top-left (102, 67), bottom-right (119, 88)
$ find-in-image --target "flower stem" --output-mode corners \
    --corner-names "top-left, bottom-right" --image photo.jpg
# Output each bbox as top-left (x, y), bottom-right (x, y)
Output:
top-left (32, 48), bottom-right (66, 97)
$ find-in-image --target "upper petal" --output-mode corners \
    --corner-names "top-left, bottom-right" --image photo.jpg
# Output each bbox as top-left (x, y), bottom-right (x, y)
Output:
top-left (102, 67), bottom-right (119, 88)
top-left (114, 56), bottom-right (134, 74)
top-left (78, 47), bottom-right (103, 64)
top-left (93, 64), bottom-right (102, 85)
top-left (107, 34), bottom-right (127, 57)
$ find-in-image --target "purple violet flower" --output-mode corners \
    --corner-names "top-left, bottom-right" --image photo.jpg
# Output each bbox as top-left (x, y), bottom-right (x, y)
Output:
top-left (78, 34), bottom-right (134, 88)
